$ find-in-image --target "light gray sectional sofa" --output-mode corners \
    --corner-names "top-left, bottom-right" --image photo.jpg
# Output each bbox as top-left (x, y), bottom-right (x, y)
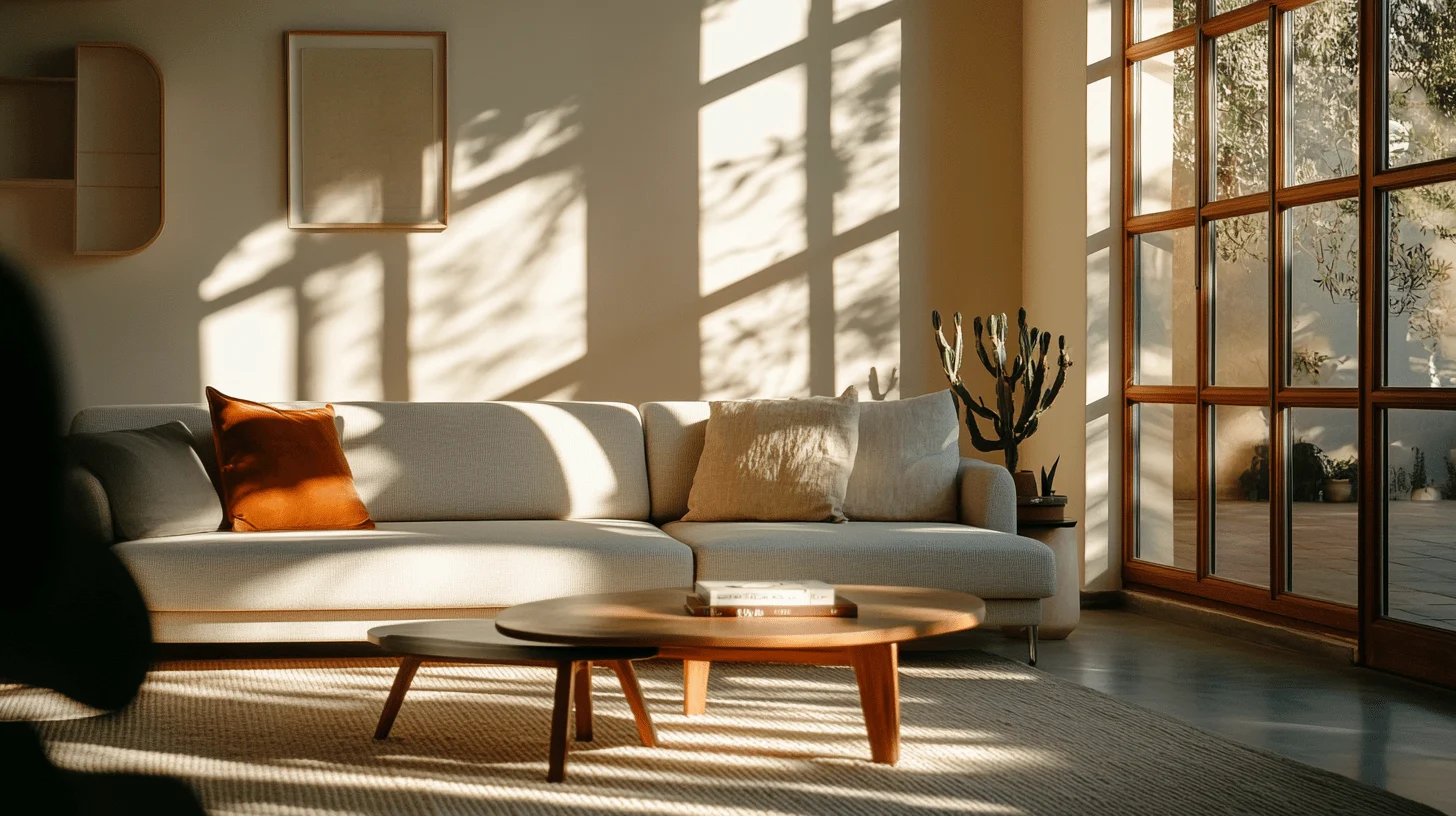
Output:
top-left (65, 399), bottom-right (1059, 648)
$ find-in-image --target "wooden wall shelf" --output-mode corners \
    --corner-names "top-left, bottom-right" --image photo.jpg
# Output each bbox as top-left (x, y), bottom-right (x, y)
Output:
top-left (0, 76), bottom-right (78, 85)
top-left (0, 178), bottom-right (75, 188)
top-left (0, 42), bottom-right (164, 256)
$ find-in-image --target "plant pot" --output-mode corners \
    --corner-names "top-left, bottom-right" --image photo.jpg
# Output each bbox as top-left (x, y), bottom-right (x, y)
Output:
top-left (1411, 486), bottom-right (1443, 501)
top-left (1323, 479), bottom-right (1354, 503)
top-left (1012, 470), bottom-right (1038, 498)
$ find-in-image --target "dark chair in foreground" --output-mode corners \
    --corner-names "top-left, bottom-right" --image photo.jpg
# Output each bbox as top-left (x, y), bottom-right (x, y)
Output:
top-left (0, 253), bottom-right (203, 815)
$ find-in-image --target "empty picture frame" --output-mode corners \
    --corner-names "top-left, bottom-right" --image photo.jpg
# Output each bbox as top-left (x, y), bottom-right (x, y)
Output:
top-left (286, 31), bottom-right (447, 230)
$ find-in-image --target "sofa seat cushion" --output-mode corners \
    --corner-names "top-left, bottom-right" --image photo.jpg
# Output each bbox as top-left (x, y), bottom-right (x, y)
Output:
top-left (662, 521), bottom-right (1056, 600)
top-left (114, 520), bottom-right (693, 612)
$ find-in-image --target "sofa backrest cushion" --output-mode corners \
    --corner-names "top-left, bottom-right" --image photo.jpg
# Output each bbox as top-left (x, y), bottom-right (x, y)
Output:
top-left (70, 401), bottom-right (651, 522)
top-left (640, 401), bottom-right (710, 524)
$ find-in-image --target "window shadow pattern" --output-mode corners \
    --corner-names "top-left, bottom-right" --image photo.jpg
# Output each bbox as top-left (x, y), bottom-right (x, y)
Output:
top-left (196, 0), bottom-right (906, 408)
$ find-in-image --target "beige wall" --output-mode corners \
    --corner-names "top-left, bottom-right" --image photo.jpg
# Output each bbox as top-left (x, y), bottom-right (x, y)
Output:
top-left (1020, 0), bottom-right (1122, 592)
top-left (920, 0), bottom-right (1024, 395)
top-left (2, 0), bottom-right (1029, 415)
top-left (918, 0), bottom-right (1025, 462)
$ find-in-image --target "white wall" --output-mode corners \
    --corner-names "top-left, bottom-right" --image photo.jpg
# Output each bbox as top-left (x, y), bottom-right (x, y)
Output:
top-left (1, 0), bottom-right (1033, 415)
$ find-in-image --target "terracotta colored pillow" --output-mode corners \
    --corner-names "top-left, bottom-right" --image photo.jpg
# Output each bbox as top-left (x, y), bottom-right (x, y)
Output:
top-left (205, 387), bottom-right (374, 532)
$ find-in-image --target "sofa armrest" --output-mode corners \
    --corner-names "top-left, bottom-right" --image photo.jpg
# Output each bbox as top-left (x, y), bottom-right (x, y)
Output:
top-left (63, 464), bottom-right (114, 549)
top-left (957, 457), bottom-right (1016, 534)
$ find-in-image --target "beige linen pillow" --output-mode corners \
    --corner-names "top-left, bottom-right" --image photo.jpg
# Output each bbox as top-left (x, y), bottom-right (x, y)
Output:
top-left (683, 388), bottom-right (860, 522)
top-left (844, 390), bottom-right (960, 521)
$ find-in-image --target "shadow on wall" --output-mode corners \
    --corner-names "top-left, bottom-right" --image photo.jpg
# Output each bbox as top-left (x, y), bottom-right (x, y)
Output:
top-left (198, 0), bottom-right (907, 406)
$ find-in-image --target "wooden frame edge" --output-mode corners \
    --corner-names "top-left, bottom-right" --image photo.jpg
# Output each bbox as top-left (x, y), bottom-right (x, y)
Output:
top-left (283, 30), bottom-right (449, 232)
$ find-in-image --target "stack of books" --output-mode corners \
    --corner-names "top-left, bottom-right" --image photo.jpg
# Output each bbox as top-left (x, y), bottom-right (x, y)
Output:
top-left (685, 580), bottom-right (857, 618)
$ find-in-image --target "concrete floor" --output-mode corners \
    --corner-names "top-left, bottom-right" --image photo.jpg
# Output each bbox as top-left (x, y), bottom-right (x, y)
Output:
top-left (963, 609), bottom-right (1456, 815)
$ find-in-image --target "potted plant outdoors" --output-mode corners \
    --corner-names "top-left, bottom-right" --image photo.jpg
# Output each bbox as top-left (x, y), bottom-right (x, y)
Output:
top-left (1390, 466), bottom-right (1410, 501)
top-left (1238, 444), bottom-right (1270, 501)
top-left (1324, 456), bottom-right (1358, 502)
top-left (1291, 440), bottom-right (1327, 503)
top-left (1410, 447), bottom-right (1443, 500)
top-left (931, 309), bottom-right (1073, 503)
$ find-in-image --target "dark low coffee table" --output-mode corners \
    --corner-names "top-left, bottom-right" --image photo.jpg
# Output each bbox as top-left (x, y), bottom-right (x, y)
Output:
top-left (367, 619), bottom-right (659, 782)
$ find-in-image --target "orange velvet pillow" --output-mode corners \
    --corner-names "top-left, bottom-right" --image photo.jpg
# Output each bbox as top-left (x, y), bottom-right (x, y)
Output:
top-left (205, 387), bottom-right (374, 532)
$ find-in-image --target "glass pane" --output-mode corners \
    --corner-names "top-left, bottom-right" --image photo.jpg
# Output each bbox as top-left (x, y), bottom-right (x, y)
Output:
top-left (1289, 408), bottom-right (1358, 605)
top-left (1386, 409), bottom-right (1456, 632)
top-left (1387, 1), bottom-right (1456, 168)
top-left (1135, 403), bottom-right (1198, 571)
top-left (1212, 213), bottom-right (1269, 385)
top-left (1289, 198), bottom-right (1359, 387)
top-left (1213, 404), bottom-right (1271, 588)
top-left (1213, 22), bottom-right (1269, 200)
top-left (1288, 0), bottom-right (1359, 185)
top-left (1136, 228), bottom-right (1198, 385)
top-left (1215, 0), bottom-right (1259, 14)
top-left (1386, 181), bottom-right (1456, 388)
top-left (1135, 47), bottom-right (1196, 214)
top-left (1136, 0), bottom-right (1197, 41)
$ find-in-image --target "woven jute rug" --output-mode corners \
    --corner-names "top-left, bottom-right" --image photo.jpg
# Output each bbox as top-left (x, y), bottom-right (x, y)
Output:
top-left (2, 651), bottom-right (1440, 815)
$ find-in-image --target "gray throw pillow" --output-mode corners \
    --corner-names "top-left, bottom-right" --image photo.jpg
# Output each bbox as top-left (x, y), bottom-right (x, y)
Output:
top-left (68, 421), bottom-right (224, 541)
top-left (844, 389), bottom-right (961, 521)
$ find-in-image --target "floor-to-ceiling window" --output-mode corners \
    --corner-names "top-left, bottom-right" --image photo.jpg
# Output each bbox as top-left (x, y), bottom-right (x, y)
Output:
top-left (1123, 0), bottom-right (1456, 686)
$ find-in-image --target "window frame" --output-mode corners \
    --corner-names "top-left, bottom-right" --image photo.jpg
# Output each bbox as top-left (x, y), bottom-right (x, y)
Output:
top-left (1120, 0), bottom-right (1456, 687)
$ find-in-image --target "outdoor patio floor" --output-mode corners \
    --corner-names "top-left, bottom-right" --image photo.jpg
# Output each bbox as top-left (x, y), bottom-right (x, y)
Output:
top-left (1145, 499), bottom-right (1456, 631)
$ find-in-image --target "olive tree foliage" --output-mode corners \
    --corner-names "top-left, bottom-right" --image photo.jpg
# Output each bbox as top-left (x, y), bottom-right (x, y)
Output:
top-left (1185, 0), bottom-right (1456, 386)
top-left (1384, 0), bottom-right (1456, 386)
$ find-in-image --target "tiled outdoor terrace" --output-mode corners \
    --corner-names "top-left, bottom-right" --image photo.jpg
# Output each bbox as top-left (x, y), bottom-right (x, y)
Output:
top-left (1150, 500), bottom-right (1456, 631)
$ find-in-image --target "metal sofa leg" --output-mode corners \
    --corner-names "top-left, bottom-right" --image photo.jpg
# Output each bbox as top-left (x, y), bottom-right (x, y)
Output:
top-left (1027, 625), bottom-right (1039, 666)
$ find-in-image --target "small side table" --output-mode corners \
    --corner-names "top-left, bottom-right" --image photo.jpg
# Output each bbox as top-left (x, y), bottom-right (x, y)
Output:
top-left (1017, 519), bottom-right (1079, 640)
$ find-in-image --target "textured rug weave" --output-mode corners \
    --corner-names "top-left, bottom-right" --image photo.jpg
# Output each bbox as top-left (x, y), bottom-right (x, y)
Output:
top-left (3, 652), bottom-right (1440, 816)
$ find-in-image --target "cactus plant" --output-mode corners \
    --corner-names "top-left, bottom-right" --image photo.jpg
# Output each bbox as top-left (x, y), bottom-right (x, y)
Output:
top-left (932, 308), bottom-right (1073, 474)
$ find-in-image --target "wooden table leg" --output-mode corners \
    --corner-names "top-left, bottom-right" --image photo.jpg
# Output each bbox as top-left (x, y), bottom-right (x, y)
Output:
top-left (374, 656), bottom-right (421, 740)
top-left (608, 660), bottom-right (657, 747)
top-left (683, 659), bottom-right (711, 716)
top-left (574, 660), bottom-right (593, 742)
top-left (547, 661), bottom-right (577, 783)
top-left (848, 642), bottom-right (900, 765)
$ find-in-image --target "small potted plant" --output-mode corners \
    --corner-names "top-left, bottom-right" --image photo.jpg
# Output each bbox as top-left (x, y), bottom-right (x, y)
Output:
top-left (1018, 457), bottom-right (1067, 522)
top-left (1323, 457), bottom-right (1357, 502)
top-left (1410, 447), bottom-right (1443, 500)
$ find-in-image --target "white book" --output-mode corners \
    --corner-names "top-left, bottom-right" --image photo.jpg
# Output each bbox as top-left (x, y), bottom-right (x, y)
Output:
top-left (694, 580), bottom-right (836, 607)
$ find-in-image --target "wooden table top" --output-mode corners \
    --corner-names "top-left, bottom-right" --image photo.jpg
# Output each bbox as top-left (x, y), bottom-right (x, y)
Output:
top-left (494, 586), bottom-right (986, 650)
top-left (368, 619), bottom-right (658, 662)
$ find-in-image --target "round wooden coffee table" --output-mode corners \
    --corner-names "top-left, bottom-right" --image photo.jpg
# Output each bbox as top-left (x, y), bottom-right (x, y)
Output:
top-left (495, 585), bottom-right (985, 765)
